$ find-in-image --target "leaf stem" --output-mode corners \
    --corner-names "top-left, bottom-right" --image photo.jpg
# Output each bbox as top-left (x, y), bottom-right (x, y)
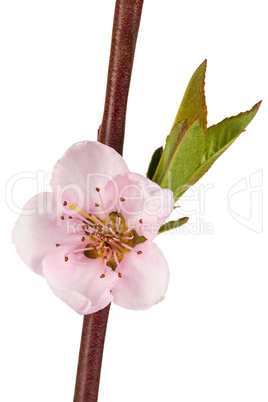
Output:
top-left (73, 1), bottom-right (144, 401)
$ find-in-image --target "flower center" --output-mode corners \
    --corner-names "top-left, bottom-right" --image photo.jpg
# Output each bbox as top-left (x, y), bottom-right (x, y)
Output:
top-left (56, 190), bottom-right (147, 279)
top-left (79, 207), bottom-right (145, 270)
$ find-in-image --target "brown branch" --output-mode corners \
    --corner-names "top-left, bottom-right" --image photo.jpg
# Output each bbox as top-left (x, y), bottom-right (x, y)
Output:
top-left (98, 0), bottom-right (144, 155)
top-left (73, 1), bottom-right (144, 401)
top-left (73, 305), bottom-right (111, 401)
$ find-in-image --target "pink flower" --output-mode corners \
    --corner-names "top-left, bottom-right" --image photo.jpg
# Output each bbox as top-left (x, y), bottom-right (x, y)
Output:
top-left (13, 141), bottom-right (174, 314)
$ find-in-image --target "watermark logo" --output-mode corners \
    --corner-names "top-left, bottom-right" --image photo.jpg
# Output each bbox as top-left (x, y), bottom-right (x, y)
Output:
top-left (227, 170), bottom-right (263, 233)
top-left (6, 170), bottom-right (216, 235)
top-left (173, 183), bottom-right (214, 235)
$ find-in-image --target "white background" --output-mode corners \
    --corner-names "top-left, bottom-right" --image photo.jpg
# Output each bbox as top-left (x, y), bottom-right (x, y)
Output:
top-left (0, 1), bottom-right (267, 401)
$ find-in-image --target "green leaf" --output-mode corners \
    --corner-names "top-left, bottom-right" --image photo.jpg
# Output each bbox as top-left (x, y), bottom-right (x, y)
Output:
top-left (152, 120), bottom-right (206, 198)
top-left (174, 60), bottom-right (207, 130)
top-left (203, 101), bottom-right (261, 162)
top-left (158, 217), bottom-right (189, 234)
top-left (146, 146), bottom-right (163, 180)
top-left (176, 101), bottom-right (261, 199)
top-left (152, 120), bottom-right (187, 183)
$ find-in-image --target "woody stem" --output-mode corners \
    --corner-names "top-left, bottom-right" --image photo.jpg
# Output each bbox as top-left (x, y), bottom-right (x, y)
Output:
top-left (73, 1), bottom-right (144, 401)
top-left (98, 0), bottom-right (144, 155)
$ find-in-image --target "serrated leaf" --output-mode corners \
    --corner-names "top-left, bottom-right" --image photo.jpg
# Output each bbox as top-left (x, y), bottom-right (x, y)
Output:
top-left (158, 217), bottom-right (189, 234)
top-left (152, 120), bottom-right (206, 196)
top-left (152, 120), bottom-right (187, 183)
top-left (202, 101), bottom-right (261, 162)
top-left (174, 60), bottom-right (207, 130)
top-left (175, 101), bottom-right (261, 199)
top-left (146, 146), bottom-right (163, 180)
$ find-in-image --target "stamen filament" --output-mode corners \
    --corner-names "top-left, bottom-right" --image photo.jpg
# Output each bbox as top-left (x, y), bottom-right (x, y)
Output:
top-left (113, 251), bottom-right (120, 267)
top-left (120, 242), bottom-right (134, 251)
top-left (109, 239), bottom-right (124, 253)
top-left (69, 204), bottom-right (100, 225)
top-left (121, 235), bottom-right (134, 240)
top-left (116, 215), bottom-right (121, 231)
top-left (109, 227), bottom-right (117, 237)
top-left (123, 226), bottom-right (136, 235)
top-left (55, 240), bottom-right (93, 247)
top-left (106, 249), bottom-right (113, 264)
top-left (65, 246), bottom-right (97, 256)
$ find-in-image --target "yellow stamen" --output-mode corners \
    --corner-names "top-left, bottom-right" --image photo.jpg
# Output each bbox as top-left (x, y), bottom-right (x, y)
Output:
top-left (69, 204), bottom-right (100, 225)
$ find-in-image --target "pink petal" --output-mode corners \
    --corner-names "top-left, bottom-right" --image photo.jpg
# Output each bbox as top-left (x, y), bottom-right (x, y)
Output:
top-left (42, 245), bottom-right (118, 314)
top-left (50, 141), bottom-right (129, 214)
top-left (104, 173), bottom-right (174, 240)
top-left (12, 192), bottom-right (81, 276)
top-left (111, 241), bottom-right (170, 310)
top-left (49, 287), bottom-right (110, 315)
